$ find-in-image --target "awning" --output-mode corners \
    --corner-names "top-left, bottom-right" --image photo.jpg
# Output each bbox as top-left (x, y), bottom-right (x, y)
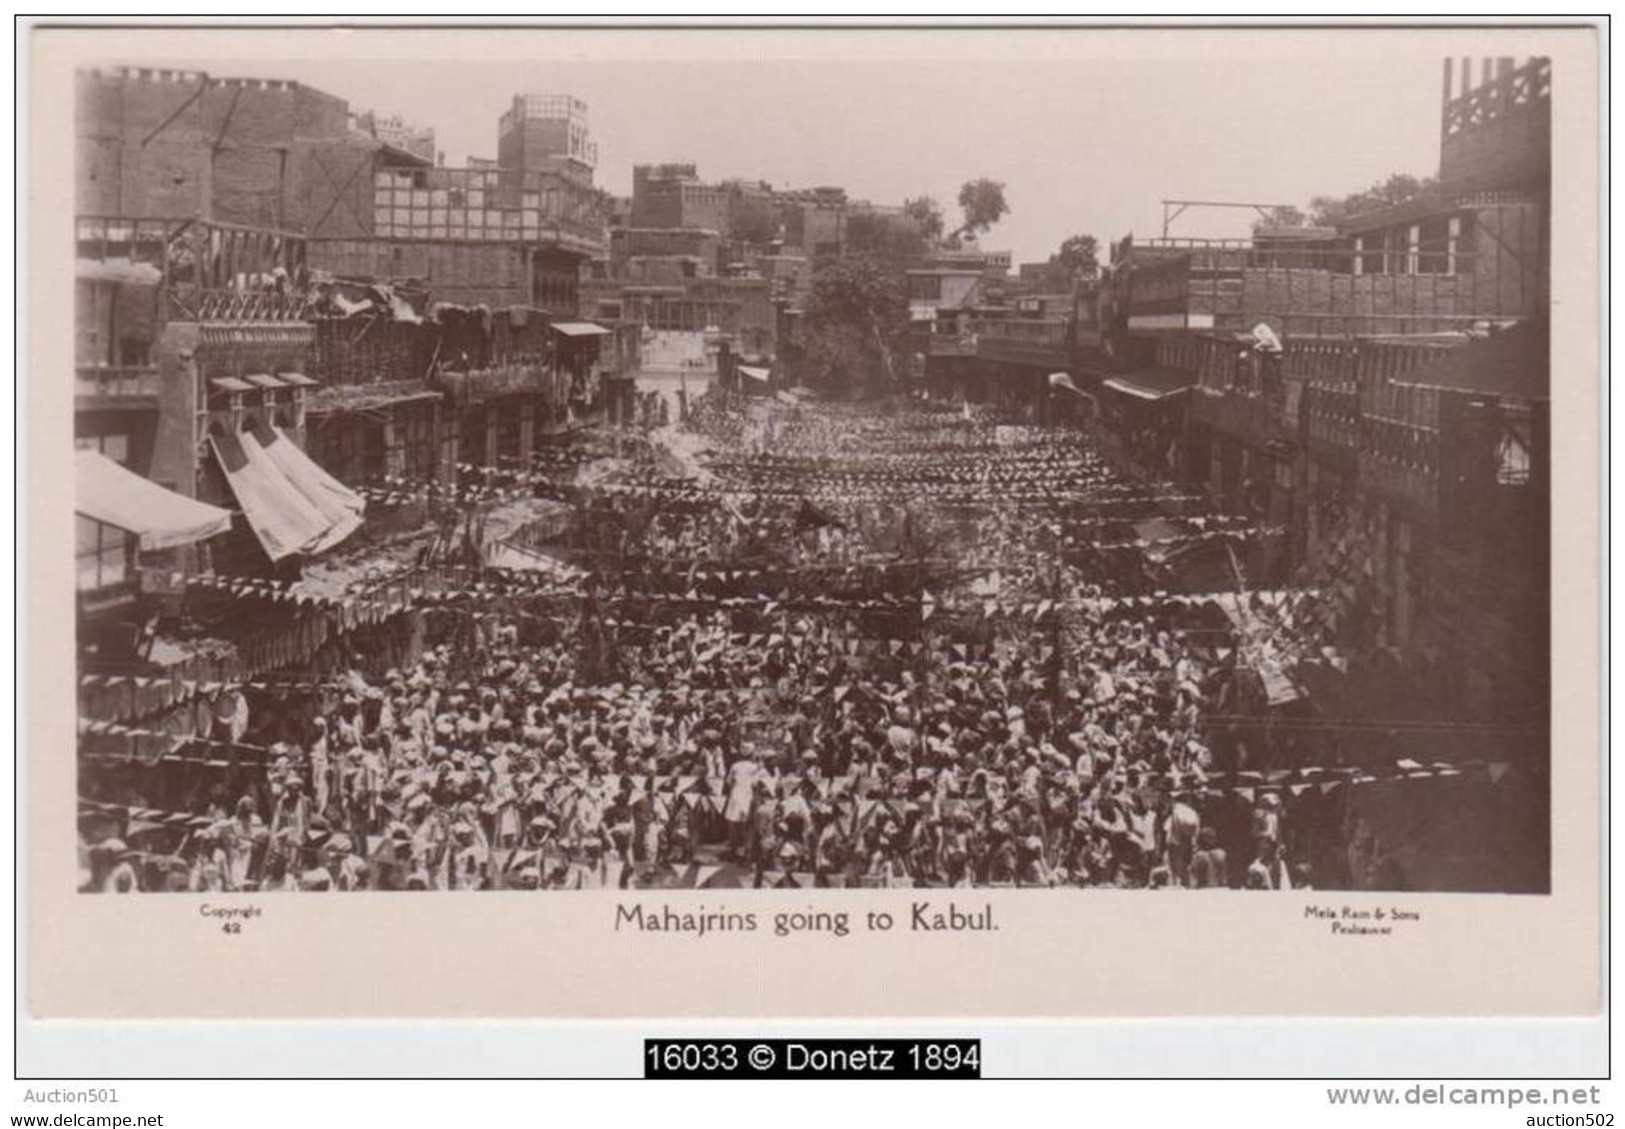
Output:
top-left (551, 321), bottom-right (613, 337)
top-left (277, 372), bottom-right (321, 387)
top-left (210, 424), bottom-right (364, 562)
top-left (253, 422), bottom-right (366, 534)
top-left (1102, 366), bottom-right (1196, 402)
top-left (242, 373), bottom-right (286, 390)
top-left (737, 365), bottom-right (771, 384)
top-left (76, 450), bottom-right (232, 551)
top-left (209, 377), bottom-right (255, 394)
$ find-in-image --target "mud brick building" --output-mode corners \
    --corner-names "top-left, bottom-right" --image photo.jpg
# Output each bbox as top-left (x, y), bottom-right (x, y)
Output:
top-left (75, 66), bottom-right (431, 235)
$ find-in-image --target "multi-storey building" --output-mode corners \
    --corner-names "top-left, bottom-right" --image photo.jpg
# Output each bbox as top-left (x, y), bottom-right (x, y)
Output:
top-left (293, 92), bottom-right (617, 478)
top-left (776, 185), bottom-right (847, 259)
top-left (631, 162), bottom-right (730, 234)
top-left (497, 93), bottom-right (597, 186)
top-left (72, 207), bottom-right (364, 671)
top-left (581, 275), bottom-right (775, 358)
top-left (75, 71), bottom-right (621, 578)
top-left (607, 226), bottom-right (723, 279)
top-left (1097, 56), bottom-right (1552, 723)
top-left (914, 246), bottom-right (1082, 415)
top-left (593, 163), bottom-right (792, 375)
top-left (353, 109), bottom-right (437, 164)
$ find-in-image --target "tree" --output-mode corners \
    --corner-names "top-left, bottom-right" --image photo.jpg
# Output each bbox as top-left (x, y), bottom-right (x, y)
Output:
top-left (1309, 173), bottom-right (1436, 227)
top-left (949, 178), bottom-right (1010, 244)
top-left (1049, 234), bottom-right (1099, 280)
top-left (902, 195), bottom-right (945, 244)
top-left (800, 256), bottom-right (909, 397)
top-left (1255, 205), bottom-right (1309, 230)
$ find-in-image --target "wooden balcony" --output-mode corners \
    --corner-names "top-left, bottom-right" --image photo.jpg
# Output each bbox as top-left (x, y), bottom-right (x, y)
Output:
top-left (166, 288), bottom-right (314, 323)
top-left (975, 318), bottom-right (1071, 369)
top-left (1120, 245), bottom-right (1523, 335)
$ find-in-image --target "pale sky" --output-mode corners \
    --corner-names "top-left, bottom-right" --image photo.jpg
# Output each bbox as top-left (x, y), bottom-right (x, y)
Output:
top-left (116, 32), bottom-right (1475, 263)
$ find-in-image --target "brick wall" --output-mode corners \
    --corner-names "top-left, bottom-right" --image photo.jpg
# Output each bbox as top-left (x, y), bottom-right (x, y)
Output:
top-left (77, 67), bottom-right (354, 229)
top-left (286, 136), bottom-right (380, 238)
top-left (1465, 200), bottom-right (1543, 316)
top-left (498, 118), bottom-right (570, 172)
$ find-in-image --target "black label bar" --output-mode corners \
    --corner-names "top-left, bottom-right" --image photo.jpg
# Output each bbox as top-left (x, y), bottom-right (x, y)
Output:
top-left (645, 1039), bottom-right (981, 1079)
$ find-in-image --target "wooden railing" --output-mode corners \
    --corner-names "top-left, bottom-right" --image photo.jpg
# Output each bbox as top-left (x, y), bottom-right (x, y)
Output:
top-left (1125, 249), bottom-right (1509, 331)
top-left (167, 288), bottom-right (315, 322)
top-left (1443, 57), bottom-right (1552, 138)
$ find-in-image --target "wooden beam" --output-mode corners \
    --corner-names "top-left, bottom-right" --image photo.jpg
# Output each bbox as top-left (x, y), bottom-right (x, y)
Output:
top-left (209, 83), bottom-right (244, 154)
top-left (140, 75), bottom-right (210, 148)
top-left (309, 149), bottom-right (374, 237)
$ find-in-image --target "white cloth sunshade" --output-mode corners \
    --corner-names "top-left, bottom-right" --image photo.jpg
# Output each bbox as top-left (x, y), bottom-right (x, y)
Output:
top-left (76, 450), bottom-right (233, 551)
top-left (210, 424), bottom-right (364, 561)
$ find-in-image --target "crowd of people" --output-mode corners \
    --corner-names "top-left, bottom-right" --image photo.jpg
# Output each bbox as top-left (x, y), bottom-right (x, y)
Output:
top-left (80, 397), bottom-right (1339, 893)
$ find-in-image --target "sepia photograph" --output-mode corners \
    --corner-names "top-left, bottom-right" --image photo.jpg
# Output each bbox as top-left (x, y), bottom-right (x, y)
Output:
top-left (67, 40), bottom-right (1556, 898)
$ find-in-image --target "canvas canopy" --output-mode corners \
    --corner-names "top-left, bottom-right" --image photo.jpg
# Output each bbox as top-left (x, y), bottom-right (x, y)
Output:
top-left (76, 450), bottom-right (233, 551)
top-left (210, 424), bottom-right (364, 562)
